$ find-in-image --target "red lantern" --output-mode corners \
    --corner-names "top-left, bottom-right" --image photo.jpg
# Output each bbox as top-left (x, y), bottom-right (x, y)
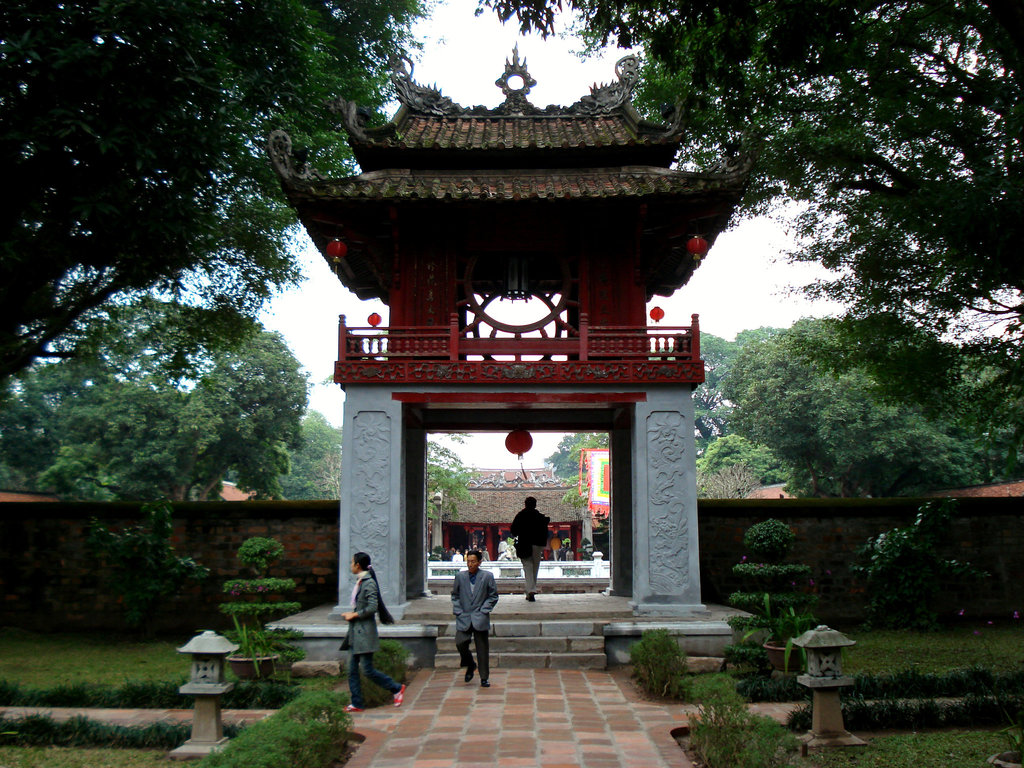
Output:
top-left (686, 235), bottom-right (709, 258)
top-left (325, 239), bottom-right (348, 260)
top-left (504, 429), bottom-right (533, 459)
top-left (649, 306), bottom-right (665, 323)
top-left (367, 313), bottom-right (382, 328)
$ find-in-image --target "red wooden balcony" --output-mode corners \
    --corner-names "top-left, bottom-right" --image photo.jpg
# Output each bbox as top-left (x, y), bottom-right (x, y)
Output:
top-left (334, 313), bottom-right (705, 386)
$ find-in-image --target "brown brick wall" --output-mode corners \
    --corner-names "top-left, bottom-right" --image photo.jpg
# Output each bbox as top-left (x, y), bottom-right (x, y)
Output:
top-left (1, 497), bottom-right (1019, 632)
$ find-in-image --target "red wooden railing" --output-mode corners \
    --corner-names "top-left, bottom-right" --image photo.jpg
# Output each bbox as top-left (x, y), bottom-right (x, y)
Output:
top-left (338, 313), bottom-right (701, 363)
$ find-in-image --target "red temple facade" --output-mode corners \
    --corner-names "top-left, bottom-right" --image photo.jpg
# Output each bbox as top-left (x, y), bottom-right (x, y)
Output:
top-left (270, 50), bottom-right (750, 617)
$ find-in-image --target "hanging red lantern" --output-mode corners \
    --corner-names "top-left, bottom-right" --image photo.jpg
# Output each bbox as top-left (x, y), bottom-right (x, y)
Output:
top-left (649, 306), bottom-right (665, 323)
top-left (325, 239), bottom-right (348, 260)
top-left (504, 429), bottom-right (533, 459)
top-left (686, 235), bottom-right (709, 257)
top-left (367, 312), bottom-right (382, 327)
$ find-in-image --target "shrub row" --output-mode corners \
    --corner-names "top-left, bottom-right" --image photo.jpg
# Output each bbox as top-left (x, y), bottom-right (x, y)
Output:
top-left (0, 714), bottom-right (240, 749)
top-left (0, 678), bottom-right (301, 710)
top-left (787, 693), bottom-right (1024, 732)
top-left (197, 690), bottom-right (351, 768)
top-left (738, 667), bottom-right (1024, 703)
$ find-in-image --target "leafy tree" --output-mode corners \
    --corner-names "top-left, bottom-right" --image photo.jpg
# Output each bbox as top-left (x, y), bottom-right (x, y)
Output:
top-left (723, 319), bottom-right (991, 498)
top-left (698, 434), bottom-right (786, 486)
top-left (0, 0), bottom-right (424, 382)
top-left (546, 432), bottom-right (608, 484)
top-left (0, 302), bottom-right (307, 500)
top-left (279, 412), bottom-right (343, 500)
top-left (694, 328), bottom-right (780, 455)
top-left (427, 436), bottom-right (474, 520)
top-left (88, 500), bottom-right (209, 635)
top-left (482, 0), bottom-right (1024, 452)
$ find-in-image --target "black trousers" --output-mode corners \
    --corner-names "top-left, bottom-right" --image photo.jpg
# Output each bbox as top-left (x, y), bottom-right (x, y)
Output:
top-left (455, 627), bottom-right (490, 681)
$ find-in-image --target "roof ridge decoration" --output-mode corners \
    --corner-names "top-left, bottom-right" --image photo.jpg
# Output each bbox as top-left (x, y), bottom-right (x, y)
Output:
top-left (383, 49), bottom-right (644, 118)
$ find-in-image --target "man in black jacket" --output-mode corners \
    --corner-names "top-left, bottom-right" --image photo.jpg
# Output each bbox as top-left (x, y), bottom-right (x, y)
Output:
top-left (510, 496), bottom-right (549, 602)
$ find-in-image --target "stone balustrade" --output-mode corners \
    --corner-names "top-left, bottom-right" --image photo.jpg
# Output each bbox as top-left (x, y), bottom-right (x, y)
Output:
top-left (427, 553), bottom-right (610, 581)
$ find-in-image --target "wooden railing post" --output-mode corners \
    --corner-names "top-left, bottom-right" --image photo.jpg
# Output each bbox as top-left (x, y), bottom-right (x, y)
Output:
top-left (449, 313), bottom-right (459, 361)
top-left (691, 313), bottom-right (700, 359)
top-left (579, 312), bottom-right (589, 361)
top-left (338, 314), bottom-right (348, 362)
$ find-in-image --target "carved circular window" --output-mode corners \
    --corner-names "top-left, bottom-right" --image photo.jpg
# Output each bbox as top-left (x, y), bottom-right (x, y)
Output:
top-left (459, 254), bottom-right (576, 336)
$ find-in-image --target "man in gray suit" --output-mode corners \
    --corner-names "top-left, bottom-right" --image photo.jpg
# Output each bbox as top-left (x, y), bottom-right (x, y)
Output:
top-left (451, 550), bottom-right (499, 687)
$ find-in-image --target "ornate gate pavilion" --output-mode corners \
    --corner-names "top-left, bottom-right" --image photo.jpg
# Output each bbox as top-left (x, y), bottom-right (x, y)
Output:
top-left (269, 50), bottom-right (751, 618)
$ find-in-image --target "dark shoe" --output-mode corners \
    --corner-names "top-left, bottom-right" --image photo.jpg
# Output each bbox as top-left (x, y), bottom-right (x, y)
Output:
top-left (480, 679), bottom-right (490, 688)
top-left (526, 593), bottom-right (536, 602)
top-left (464, 662), bottom-right (476, 682)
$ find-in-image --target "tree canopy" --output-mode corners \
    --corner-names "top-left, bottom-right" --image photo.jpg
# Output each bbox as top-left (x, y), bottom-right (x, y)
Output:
top-left (279, 411), bottom-right (343, 500)
top-left (0, 0), bottom-right (423, 381)
top-left (0, 302), bottom-right (307, 500)
top-left (482, 0), bottom-right (1024, 450)
top-left (723, 319), bottom-right (993, 497)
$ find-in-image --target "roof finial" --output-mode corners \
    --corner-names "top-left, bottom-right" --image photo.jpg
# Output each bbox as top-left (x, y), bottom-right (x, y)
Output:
top-left (495, 45), bottom-right (537, 110)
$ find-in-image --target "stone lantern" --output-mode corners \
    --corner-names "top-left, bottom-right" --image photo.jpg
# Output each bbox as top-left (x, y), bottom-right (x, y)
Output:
top-left (792, 625), bottom-right (866, 750)
top-left (169, 630), bottom-right (238, 760)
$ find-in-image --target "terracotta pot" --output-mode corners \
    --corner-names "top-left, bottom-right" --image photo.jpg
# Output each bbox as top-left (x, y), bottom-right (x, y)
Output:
top-left (762, 641), bottom-right (802, 674)
top-left (987, 751), bottom-right (1022, 768)
top-left (228, 654), bottom-right (279, 680)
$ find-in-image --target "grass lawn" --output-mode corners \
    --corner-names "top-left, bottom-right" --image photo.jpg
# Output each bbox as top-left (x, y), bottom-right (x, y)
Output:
top-left (838, 624), bottom-right (1024, 675)
top-left (0, 628), bottom-right (184, 687)
top-left (795, 730), bottom-right (1010, 768)
top-left (0, 746), bottom-right (170, 768)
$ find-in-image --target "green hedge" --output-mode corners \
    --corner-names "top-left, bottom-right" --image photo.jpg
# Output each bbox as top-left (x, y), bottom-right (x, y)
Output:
top-left (0, 714), bottom-right (241, 749)
top-left (197, 690), bottom-right (351, 768)
top-left (0, 679), bottom-right (301, 709)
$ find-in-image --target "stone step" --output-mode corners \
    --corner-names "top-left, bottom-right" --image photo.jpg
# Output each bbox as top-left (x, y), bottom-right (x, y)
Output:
top-left (434, 651), bottom-right (607, 670)
top-left (435, 620), bottom-right (601, 638)
top-left (437, 636), bottom-right (605, 653)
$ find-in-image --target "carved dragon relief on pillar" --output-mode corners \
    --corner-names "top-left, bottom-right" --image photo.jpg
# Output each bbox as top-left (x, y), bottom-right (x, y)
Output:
top-left (645, 411), bottom-right (690, 594)
top-left (350, 411), bottom-right (393, 580)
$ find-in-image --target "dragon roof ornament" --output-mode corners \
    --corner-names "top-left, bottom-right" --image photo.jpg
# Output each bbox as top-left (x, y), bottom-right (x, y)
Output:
top-left (383, 49), bottom-right (644, 118)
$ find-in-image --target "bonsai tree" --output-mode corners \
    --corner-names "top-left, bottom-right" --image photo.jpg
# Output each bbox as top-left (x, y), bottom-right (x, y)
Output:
top-left (220, 536), bottom-right (305, 669)
top-left (725, 518), bottom-right (817, 672)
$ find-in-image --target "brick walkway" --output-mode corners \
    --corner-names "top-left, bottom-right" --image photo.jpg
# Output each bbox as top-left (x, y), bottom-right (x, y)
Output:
top-left (0, 669), bottom-right (800, 768)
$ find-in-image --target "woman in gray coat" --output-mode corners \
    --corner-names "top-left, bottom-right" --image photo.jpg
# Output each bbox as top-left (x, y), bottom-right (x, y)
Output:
top-left (341, 552), bottom-right (406, 712)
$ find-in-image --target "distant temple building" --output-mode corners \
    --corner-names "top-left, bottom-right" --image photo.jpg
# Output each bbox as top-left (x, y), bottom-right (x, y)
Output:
top-left (438, 468), bottom-right (585, 560)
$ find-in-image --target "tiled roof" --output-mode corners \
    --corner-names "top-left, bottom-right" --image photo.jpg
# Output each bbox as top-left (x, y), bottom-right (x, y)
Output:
top-left (287, 165), bottom-right (746, 203)
top-left (448, 468), bottom-right (584, 524)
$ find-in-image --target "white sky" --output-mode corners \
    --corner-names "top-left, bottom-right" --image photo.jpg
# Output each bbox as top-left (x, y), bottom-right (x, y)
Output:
top-left (259, 0), bottom-right (839, 469)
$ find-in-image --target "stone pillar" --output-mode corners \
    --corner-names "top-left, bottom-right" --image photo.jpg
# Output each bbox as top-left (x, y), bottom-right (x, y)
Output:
top-left (335, 386), bottom-right (409, 620)
top-left (608, 423), bottom-right (633, 596)
top-left (630, 387), bottom-right (705, 615)
top-left (404, 426), bottom-right (429, 598)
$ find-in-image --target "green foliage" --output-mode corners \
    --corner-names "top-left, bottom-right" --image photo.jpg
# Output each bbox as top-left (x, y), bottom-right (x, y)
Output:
top-left (198, 690), bottom-right (352, 768)
top-left (545, 432), bottom-right (608, 484)
top-left (0, 0), bottom-right (424, 381)
top-left (724, 320), bottom-right (993, 497)
top-left (221, 537), bottom-right (305, 667)
top-left (358, 640), bottom-right (410, 708)
top-left (238, 538), bottom-right (286, 575)
top-left (87, 501), bottom-right (208, 633)
top-left (0, 678), bottom-right (299, 710)
top-left (1001, 708), bottom-right (1024, 758)
top-left (743, 519), bottom-right (795, 563)
top-left (426, 437), bottom-right (474, 520)
top-left (788, 693), bottom-right (1024, 734)
top-left (0, 303), bottom-right (308, 501)
top-left (855, 500), bottom-right (988, 630)
top-left (0, 714), bottom-right (220, 750)
top-left (279, 412), bottom-right (342, 500)
top-left (629, 629), bottom-right (690, 699)
top-left (698, 435), bottom-right (787, 486)
top-left (689, 675), bottom-right (798, 768)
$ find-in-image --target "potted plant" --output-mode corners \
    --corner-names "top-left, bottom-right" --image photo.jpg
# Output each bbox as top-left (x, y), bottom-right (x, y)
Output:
top-left (745, 595), bottom-right (818, 673)
top-left (220, 536), bottom-right (304, 679)
top-left (989, 709), bottom-right (1023, 768)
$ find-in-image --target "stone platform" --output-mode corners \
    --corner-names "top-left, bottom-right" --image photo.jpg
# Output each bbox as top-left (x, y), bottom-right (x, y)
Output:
top-left (270, 593), bottom-right (742, 670)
